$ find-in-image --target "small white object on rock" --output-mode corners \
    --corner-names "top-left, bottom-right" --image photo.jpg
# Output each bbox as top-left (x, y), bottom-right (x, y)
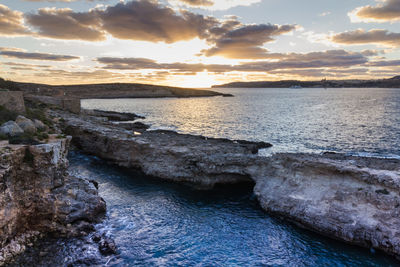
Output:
top-left (0, 121), bottom-right (24, 137)
top-left (16, 115), bottom-right (37, 134)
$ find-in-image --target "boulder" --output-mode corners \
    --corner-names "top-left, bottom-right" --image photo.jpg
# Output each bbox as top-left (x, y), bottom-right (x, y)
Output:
top-left (33, 119), bottom-right (47, 131)
top-left (16, 116), bottom-right (37, 134)
top-left (0, 121), bottom-right (24, 137)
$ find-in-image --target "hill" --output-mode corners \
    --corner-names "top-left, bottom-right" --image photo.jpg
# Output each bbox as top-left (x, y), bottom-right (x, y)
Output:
top-left (213, 76), bottom-right (400, 88)
top-left (14, 81), bottom-right (231, 99)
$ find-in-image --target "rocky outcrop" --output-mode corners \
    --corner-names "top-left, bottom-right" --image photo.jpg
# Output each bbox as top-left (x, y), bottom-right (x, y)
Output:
top-left (253, 153), bottom-right (400, 259)
top-left (0, 137), bottom-right (106, 265)
top-left (0, 122), bottom-right (23, 137)
top-left (56, 109), bottom-right (400, 259)
top-left (15, 116), bottom-right (37, 134)
top-left (59, 110), bottom-right (270, 188)
top-left (81, 109), bottom-right (144, 121)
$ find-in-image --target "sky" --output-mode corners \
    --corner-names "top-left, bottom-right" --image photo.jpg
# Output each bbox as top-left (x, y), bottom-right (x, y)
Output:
top-left (0, 0), bottom-right (399, 87)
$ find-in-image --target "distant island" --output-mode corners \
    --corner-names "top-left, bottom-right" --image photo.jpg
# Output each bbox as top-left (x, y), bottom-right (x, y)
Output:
top-left (213, 75), bottom-right (400, 88)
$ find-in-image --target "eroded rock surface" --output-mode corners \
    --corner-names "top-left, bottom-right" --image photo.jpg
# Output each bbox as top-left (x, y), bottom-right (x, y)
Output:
top-left (254, 153), bottom-right (400, 258)
top-left (56, 109), bottom-right (400, 258)
top-left (59, 110), bottom-right (269, 188)
top-left (0, 137), bottom-right (106, 265)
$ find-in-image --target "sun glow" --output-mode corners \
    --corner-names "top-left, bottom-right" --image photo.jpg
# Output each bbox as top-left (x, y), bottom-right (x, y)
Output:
top-left (176, 71), bottom-right (218, 88)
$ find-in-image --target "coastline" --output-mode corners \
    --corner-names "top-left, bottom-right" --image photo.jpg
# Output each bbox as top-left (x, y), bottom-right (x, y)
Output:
top-left (55, 107), bottom-right (400, 260)
top-left (2, 94), bottom-right (400, 264)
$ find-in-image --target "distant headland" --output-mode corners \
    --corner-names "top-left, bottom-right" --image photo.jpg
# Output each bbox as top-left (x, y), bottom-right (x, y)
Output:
top-left (0, 78), bottom-right (231, 99)
top-left (213, 75), bottom-right (400, 88)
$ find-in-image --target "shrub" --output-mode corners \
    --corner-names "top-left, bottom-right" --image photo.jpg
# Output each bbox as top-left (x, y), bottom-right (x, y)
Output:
top-left (0, 78), bottom-right (20, 91)
top-left (36, 132), bottom-right (49, 141)
top-left (9, 132), bottom-right (40, 145)
top-left (0, 105), bottom-right (19, 125)
top-left (26, 107), bottom-right (53, 127)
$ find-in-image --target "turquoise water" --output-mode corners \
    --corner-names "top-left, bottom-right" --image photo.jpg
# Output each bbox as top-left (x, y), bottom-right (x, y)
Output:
top-left (74, 153), bottom-right (400, 266)
top-left (13, 152), bottom-right (397, 266)
top-left (83, 87), bottom-right (400, 158)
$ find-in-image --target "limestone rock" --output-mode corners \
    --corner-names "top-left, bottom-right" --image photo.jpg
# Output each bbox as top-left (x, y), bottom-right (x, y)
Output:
top-left (0, 121), bottom-right (24, 137)
top-left (0, 138), bottom-right (106, 265)
top-left (253, 153), bottom-right (400, 259)
top-left (15, 116), bottom-right (36, 134)
top-left (33, 119), bottom-right (47, 131)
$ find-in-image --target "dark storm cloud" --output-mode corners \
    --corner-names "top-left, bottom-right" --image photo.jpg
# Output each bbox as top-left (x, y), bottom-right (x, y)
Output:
top-left (331, 29), bottom-right (400, 47)
top-left (0, 4), bottom-right (30, 36)
top-left (0, 49), bottom-right (80, 61)
top-left (351, 0), bottom-right (400, 22)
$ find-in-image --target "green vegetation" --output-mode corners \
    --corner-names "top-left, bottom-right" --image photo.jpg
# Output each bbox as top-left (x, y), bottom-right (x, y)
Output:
top-left (36, 132), bottom-right (49, 141)
top-left (0, 77), bottom-right (20, 91)
top-left (24, 99), bottom-right (54, 129)
top-left (9, 132), bottom-right (40, 145)
top-left (0, 105), bottom-right (19, 125)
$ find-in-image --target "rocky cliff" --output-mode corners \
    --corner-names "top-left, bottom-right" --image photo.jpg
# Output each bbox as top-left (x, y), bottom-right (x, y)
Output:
top-left (0, 137), bottom-right (106, 265)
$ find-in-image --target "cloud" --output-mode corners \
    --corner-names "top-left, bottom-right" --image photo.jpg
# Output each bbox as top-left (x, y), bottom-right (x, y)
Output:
top-left (203, 21), bottom-right (297, 59)
top-left (2, 62), bottom-right (52, 68)
top-left (331, 29), bottom-right (400, 47)
top-left (170, 0), bottom-right (261, 10)
top-left (319, 11), bottom-right (331, 17)
top-left (97, 50), bottom-right (370, 73)
top-left (177, 0), bottom-right (214, 7)
top-left (349, 0), bottom-right (400, 22)
top-left (98, 0), bottom-right (217, 43)
top-left (0, 4), bottom-right (30, 36)
top-left (23, 0), bottom-right (218, 43)
top-left (0, 48), bottom-right (80, 61)
top-left (367, 59), bottom-right (400, 66)
top-left (25, 7), bottom-right (105, 41)
top-left (22, 0), bottom-right (292, 59)
top-left (23, 0), bottom-right (103, 2)
top-left (96, 57), bottom-right (231, 72)
top-left (235, 50), bottom-right (369, 71)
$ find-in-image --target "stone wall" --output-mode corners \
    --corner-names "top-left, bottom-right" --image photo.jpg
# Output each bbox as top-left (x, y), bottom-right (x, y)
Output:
top-left (25, 95), bottom-right (81, 114)
top-left (0, 92), bottom-right (25, 114)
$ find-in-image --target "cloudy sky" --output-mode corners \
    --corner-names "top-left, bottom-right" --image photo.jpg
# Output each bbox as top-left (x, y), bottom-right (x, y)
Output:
top-left (1, 0), bottom-right (400, 87)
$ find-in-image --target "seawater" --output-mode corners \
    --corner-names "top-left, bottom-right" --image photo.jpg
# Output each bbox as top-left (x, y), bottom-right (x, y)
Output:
top-left (83, 87), bottom-right (400, 158)
top-left (12, 152), bottom-right (399, 266)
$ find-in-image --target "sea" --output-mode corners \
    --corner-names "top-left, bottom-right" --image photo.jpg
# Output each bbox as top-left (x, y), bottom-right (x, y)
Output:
top-left (82, 87), bottom-right (400, 158)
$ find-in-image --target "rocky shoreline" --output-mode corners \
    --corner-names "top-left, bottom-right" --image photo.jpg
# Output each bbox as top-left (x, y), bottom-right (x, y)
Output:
top-left (2, 102), bottom-right (400, 263)
top-left (0, 137), bottom-right (106, 265)
top-left (55, 108), bottom-right (400, 260)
